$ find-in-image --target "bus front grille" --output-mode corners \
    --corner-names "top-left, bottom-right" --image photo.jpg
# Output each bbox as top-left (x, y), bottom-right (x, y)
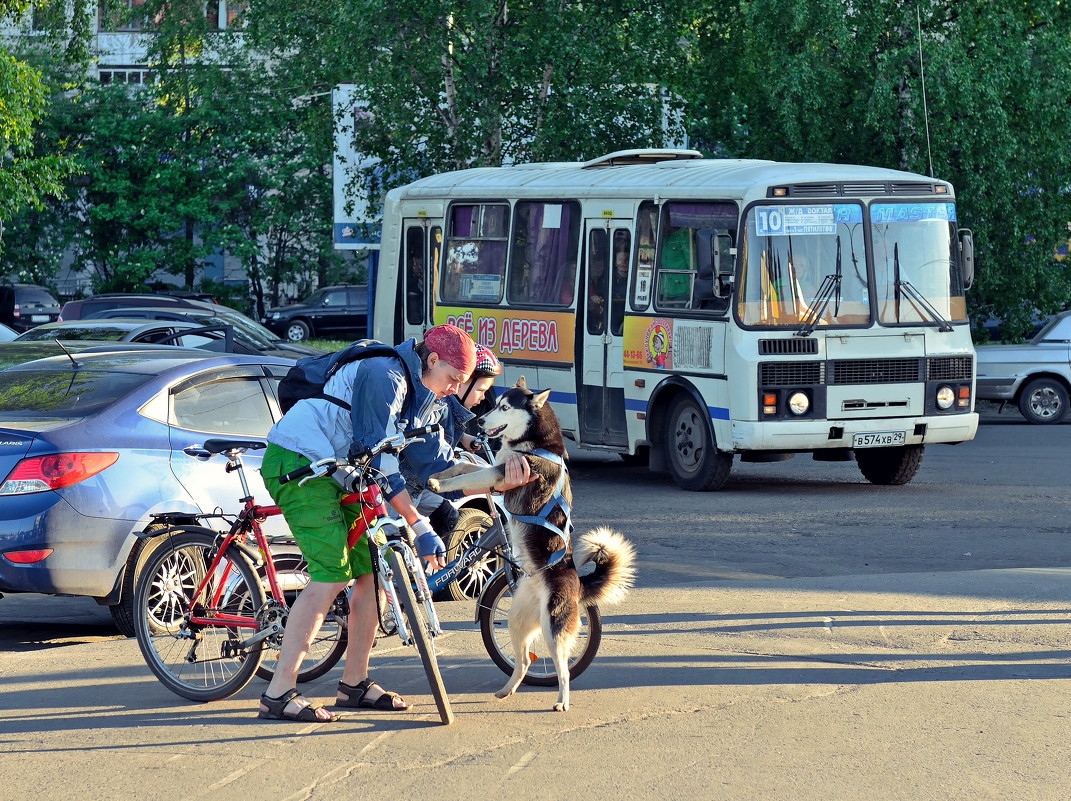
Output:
top-left (927, 356), bottom-right (973, 381)
top-left (759, 362), bottom-right (825, 386)
top-left (830, 358), bottom-right (921, 384)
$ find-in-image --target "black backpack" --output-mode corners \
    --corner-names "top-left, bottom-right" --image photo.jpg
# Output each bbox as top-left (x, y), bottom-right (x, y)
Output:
top-left (277, 339), bottom-right (414, 413)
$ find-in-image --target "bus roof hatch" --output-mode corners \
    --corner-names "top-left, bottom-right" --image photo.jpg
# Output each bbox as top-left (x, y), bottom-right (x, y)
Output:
top-left (581, 149), bottom-right (705, 169)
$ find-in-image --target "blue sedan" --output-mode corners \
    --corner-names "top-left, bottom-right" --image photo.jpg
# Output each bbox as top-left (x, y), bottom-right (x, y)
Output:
top-left (0, 349), bottom-right (297, 634)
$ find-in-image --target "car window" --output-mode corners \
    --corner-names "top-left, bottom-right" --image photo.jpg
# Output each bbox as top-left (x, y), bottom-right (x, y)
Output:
top-left (17, 288), bottom-right (59, 305)
top-left (349, 289), bottom-right (368, 306)
top-left (323, 290), bottom-right (347, 306)
top-left (0, 370), bottom-right (150, 421)
top-left (171, 377), bottom-right (274, 436)
top-left (16, 325), bottom-right (125, 342)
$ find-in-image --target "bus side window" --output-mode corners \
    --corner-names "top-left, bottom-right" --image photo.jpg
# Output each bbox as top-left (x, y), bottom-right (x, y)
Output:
top-left (508, 200), bottom-right (580, 306)
top-left (655, 202), bottom-right (738, 314)
top-left (610, 228), bottom-right (631, 335)
top-left (442, 203), bottom-right (509, 304)
top-left (404, 227), bottom-right (425, 325)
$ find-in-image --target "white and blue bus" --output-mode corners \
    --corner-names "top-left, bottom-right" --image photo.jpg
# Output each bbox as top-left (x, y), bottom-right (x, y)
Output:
top-left (371, 149), bottom-right (977, 490)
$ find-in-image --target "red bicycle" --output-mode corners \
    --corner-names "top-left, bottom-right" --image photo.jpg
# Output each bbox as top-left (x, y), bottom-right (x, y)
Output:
top-left (132, 427), bottom-right (452, 723)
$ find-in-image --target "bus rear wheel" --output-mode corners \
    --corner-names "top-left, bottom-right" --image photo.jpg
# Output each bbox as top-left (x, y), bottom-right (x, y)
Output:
top-left (855, 444), bottom-right (924, 485)
top-left (664, 395), bottom-right (732, 491)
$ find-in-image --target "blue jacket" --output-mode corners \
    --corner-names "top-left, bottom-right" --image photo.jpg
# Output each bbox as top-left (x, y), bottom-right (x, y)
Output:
top-left (267, 338), bottom-right (457, 500)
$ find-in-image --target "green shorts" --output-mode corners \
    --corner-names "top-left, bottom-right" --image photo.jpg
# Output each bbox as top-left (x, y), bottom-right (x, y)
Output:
top-left (260, 443), bottom-right (374, 583)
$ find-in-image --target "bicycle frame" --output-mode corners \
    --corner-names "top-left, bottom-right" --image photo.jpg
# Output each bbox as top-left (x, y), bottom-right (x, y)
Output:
top-left (177, 451), bottom-right (288, 647)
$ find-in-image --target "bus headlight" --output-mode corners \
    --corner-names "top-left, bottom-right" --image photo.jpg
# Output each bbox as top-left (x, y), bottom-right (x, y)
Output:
top-left (936, 385), bottom-right (955, 410)
top-left (787, 391), bottom-right (810, 416)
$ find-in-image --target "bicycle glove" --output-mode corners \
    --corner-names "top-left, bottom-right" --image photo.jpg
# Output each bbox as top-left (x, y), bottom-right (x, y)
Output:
top-left (428, 498), bottom-right (460, 539)
top-left (331, 465), bottom-right (361, 493)
top-left (411, 517), bottom-right (446, 559)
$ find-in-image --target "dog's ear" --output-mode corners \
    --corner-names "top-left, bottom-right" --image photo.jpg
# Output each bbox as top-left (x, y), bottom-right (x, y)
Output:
top-left (515, 376), bottom-right (528, 390)
top-left (530, 389), bottom-right (551, 409)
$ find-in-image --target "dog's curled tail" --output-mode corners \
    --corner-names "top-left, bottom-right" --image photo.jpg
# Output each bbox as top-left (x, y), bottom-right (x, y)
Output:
top-left (574, 526), bottom-right (636, 606)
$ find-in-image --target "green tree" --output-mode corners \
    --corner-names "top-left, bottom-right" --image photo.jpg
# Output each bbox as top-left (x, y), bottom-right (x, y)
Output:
top-left (0, 0), bottom-right (80, 254)
top-left (245, 0), bottom-right (691, 215)
top-left (686, 0), bottom-right (1071, 340)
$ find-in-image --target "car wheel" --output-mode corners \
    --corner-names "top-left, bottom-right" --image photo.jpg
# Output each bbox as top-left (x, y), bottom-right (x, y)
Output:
top-left (285, 319), bottom-right (311, 342)
top-left (1017, 378), bottom-right (1069, 425)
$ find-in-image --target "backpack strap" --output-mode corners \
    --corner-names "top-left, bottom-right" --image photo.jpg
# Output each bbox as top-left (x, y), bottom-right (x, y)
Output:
top-left (321, 348), bottom-right (416, 417)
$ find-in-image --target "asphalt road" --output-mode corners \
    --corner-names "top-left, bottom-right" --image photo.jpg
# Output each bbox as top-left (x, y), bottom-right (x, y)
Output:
top-left (1, 403), bottom-right (1069, 801)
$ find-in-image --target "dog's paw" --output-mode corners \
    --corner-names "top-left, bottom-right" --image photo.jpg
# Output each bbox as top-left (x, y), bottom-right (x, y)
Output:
top-left (427, 478), bottom-right (442, 492)
top-left (494, 688), bottom-right (515, 700)
top-left (553, 702), bottom-right (569, 712)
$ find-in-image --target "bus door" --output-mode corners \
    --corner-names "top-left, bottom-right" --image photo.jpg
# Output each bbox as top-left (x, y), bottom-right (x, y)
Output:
top-left (577, 221), bottom-right (630, 446)
top-left (399, 218), bottom-right (443, 343)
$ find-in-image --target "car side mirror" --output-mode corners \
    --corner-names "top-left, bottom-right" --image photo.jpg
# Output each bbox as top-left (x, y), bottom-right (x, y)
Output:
top-left (958, 228), bottom-right (975, 290)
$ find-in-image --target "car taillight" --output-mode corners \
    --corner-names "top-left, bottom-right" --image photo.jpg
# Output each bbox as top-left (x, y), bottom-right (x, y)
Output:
top-left (3, 549), bottom-right (53, 564)
top-left (12, 303), bottom-right (20, 319)
top-left (0, 453), bottom-right (119, 495)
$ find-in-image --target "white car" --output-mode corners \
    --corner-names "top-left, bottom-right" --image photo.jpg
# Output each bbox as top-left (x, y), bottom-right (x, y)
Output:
top-left (976, 311), bottom-right (1071, 423)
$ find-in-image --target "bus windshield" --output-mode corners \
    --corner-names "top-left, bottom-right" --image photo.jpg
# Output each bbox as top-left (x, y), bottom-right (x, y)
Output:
top-left (870, 202), bottom-right (966, 326)
top-left (738, 203), bottom-right (869, 329)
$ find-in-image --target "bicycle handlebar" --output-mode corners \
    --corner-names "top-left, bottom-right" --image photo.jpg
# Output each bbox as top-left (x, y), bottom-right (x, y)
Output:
top-left (278, 424), bottom-right (442, 486)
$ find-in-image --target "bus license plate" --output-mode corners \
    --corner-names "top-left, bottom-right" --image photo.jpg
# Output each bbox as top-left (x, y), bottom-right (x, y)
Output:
top-left (852, 431), bottom-right (906, 448)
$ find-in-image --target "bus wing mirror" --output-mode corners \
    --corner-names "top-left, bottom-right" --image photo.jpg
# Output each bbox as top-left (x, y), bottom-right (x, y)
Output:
top-left (712, 234), bottom-right (735, 298)
top-left (958, 228), bottom-right (975, 290)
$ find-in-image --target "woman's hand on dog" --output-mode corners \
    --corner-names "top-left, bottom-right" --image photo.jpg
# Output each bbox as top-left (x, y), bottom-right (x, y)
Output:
top-left (495, 455), bottom-right (532, 492)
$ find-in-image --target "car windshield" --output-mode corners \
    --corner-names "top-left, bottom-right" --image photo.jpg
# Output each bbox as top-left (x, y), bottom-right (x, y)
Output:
top-left (196, 310), bottom-right (280, 348)
top-left (0, 370), bottom-right (151, 421)
top-left (16, 325), bottom-right (125, 342)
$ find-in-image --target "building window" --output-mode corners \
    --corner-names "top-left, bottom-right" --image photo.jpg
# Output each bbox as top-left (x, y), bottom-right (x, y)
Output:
top-left (99, 67), bottom-right (154, 85)
top-left (98, 0), bottom-right (148, 32)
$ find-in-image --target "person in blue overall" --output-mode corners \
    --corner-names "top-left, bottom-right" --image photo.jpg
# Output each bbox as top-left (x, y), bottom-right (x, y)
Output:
top-left (258, 325), bottom-right (530, 722)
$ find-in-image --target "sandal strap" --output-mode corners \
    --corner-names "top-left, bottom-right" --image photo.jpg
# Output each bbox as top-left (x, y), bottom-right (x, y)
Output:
top-left (262, 688), bottom-right (301, 706)
top-left (338, 678), bottom-right (377, 703)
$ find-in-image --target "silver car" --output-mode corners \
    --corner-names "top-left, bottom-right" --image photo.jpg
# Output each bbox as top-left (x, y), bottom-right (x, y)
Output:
top-left (975, 311), bottom-right (1071, 424)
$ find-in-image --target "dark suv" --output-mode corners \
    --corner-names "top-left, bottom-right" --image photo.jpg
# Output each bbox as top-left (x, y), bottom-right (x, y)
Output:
top-left (262, 285), bottom-right (369, 342)
top-left (0, 284), bottom-right (61, 332)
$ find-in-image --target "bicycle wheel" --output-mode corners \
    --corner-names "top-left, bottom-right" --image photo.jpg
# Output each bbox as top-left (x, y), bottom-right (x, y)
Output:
top-left (254, 551), bottom-right (348, 683)
top-left (478, 572), bottom-right (602, 687)
top-left (441, 507), bottom-right (503, 603)
top-left (133, 529), bottom-right (266, 702)
top-left (386, 548), bottom-right (453, 725)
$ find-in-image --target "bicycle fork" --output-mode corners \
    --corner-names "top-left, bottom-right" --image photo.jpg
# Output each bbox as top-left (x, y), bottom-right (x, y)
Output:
top-left (380, 542), bottom-right (444, 646)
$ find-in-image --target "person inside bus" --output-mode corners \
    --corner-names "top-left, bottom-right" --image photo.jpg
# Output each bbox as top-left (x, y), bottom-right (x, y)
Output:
top-left (610, 247), bottom-right (629, 334)
top-left (256, 326), bottom-right (530, 722)
top-left (588, 244), bottom-right (608, 334)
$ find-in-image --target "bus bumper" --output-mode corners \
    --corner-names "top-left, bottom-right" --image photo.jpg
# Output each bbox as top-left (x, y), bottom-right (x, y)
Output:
top-left (729, 412), bottom-right (979, 451)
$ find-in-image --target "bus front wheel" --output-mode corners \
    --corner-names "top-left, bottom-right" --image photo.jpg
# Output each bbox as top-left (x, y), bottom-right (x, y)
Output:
top-left (663, 395), bottom-right (732, 491)
top-left (855, 444), bottom-right (924, 485)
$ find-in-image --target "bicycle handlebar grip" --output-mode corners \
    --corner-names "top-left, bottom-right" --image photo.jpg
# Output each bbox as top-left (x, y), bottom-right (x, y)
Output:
top-left (405, 423), bottom-right (442, 438)
top-left (278, 463), bottom-right (314, 485)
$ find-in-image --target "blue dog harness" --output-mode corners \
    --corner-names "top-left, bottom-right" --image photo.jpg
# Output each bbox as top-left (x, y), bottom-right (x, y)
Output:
top-left (507, 449), bottom-right (573, 552)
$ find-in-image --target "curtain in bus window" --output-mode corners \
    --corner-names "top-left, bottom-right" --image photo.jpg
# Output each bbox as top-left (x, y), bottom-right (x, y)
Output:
top-left (508, 201), bottom-right (579, 305)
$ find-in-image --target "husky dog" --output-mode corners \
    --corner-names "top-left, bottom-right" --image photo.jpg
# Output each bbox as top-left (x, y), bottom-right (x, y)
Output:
top-left (428, 377), bottom-right (635, 711)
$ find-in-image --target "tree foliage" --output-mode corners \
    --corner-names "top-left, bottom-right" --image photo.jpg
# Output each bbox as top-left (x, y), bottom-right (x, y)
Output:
top-left (245, 0), bottom-right (691, 212)
top-left (0, 0), bottom-right (82, 248)
top-left (685, 0), bottom-right (1071, 339)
